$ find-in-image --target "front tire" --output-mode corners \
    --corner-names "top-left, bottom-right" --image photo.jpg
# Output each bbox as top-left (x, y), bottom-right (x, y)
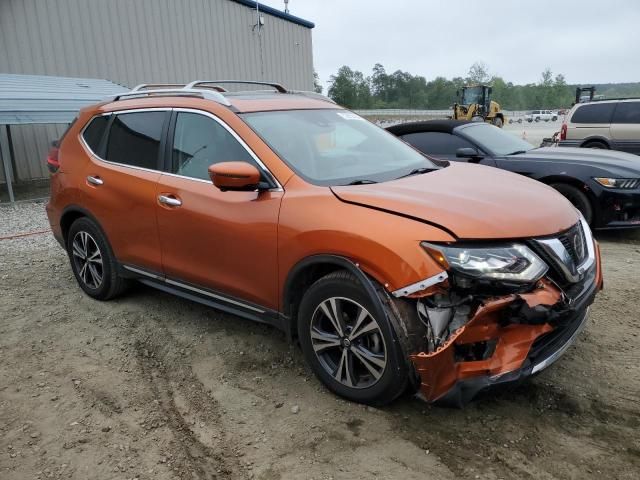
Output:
top-left (551, 183), bottom-right (594, 225)
top-left (492, 117), bottom-right (503, 128)
top-left (297, 271), bottom-right (409, 405)
top-left (66, 217), bottom-right (128, 300)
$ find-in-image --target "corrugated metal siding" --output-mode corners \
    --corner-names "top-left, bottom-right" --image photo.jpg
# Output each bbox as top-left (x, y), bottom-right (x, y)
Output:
top-left (0, 0), bottom-right (314, 182)
top-left (0, 74), bottom-right (128, 125)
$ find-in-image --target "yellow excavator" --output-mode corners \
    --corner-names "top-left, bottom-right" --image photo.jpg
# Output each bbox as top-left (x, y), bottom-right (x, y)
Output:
top-left (452, 85), bottom-right (505, 127)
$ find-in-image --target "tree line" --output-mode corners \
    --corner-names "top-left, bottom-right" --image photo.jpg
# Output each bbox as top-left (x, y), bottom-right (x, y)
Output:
top-left (324, 62), bottom-right (640, 111)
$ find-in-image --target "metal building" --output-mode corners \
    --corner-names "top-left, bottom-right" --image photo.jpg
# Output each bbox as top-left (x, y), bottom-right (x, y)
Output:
top-left (0, 0), bottom-right (315, 190)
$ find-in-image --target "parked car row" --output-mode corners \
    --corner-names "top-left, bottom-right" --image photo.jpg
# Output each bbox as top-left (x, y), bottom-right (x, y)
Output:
top-left (524, 109), bottom-right (559, 122)
top-left (47, 82), bottom-right (607, 407)
top-left (509, 109), bottom-right (560, 124)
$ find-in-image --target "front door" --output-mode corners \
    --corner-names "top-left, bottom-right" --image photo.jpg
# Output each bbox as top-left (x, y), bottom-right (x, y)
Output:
top-left (155, 109), bottom-right (283, 311)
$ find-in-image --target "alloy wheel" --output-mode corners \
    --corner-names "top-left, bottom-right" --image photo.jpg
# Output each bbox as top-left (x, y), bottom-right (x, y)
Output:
top-left (310, 297), bottom-right (387, 389)
top-left (71, 231), bottom-right (103, 289)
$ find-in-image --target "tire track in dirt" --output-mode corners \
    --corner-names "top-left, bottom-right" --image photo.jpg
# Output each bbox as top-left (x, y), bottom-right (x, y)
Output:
top-left (132, 328), bottom-right (248, 480)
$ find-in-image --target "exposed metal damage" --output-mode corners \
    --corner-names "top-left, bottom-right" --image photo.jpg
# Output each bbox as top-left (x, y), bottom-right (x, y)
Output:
top-left (388, 242), bottom-right (603, 406)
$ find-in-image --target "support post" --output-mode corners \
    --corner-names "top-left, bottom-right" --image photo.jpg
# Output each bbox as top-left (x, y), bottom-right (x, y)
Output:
top-left (0, 125), bottom-right (15, 203)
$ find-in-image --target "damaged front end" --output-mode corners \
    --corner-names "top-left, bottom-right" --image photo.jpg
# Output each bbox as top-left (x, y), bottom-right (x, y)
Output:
top-left (393, 219), bottom-right (603, 406)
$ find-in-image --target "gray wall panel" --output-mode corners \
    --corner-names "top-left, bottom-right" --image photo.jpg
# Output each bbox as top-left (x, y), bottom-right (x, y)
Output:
top-left (0, 0), bottom-right (314, 182)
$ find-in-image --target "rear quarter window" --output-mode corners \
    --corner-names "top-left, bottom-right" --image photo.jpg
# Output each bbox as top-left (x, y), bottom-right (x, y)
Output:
top-left (570, 103), bottom-right (616, 124)
top-left (82, 115), bottom-right (109, 154)
top-left (612, 102), bottom-right (640, 124)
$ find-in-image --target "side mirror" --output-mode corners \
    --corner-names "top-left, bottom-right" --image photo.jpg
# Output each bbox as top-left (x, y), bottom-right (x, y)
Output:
top-left (208, 162), bottom-right (262, 192)
top-left (456, 147), bottom-right (484, 160)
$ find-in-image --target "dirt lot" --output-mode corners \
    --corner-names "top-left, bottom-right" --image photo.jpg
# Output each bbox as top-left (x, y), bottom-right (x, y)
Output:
top-left (1, 201), bottom-right (639, 480)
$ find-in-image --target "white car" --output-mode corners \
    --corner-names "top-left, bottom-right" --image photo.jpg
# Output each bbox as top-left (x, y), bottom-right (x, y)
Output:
top-left (525, 110), bottom-right (558, 122)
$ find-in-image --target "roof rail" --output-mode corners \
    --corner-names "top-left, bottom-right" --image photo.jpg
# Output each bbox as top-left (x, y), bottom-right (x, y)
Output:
top-left (186, 80), bottom-right (287, 93)
top-left (289, 90), bottom-right (336, 104)
top-left (591, 96), bottom-right (640, 102)
top-left (111, 88), bottom-right (231, 106)
top-left (109, 80), bottom-right (334, 107)
top-left (130, 83), bottom-right (188, 92)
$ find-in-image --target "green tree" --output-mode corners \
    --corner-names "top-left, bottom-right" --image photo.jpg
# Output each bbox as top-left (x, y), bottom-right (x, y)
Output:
top-left (467, 62), bottom-right (490, 84)
top-left (313, 71), bottom-right (323, 94)
top-left (326, 63), bottom-right (625, 110)
top-left (328, 66), bottom-right (371, 108)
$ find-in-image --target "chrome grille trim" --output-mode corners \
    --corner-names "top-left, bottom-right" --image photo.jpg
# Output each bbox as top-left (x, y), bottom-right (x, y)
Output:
top-left (533, 217), bottom-right (595, 284)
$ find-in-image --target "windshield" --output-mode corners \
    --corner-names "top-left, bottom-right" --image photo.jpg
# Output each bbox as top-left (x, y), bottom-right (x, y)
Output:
top-left (461, 87), bottom-right (483, 105)
top-left (459, 123), bottom-right (534, 156)
top-left (241, 109), bottom-right (440, 186)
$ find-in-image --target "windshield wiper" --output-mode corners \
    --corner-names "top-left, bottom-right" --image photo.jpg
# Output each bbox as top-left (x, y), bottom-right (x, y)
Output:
top-left (395, 167), bottom-right (435, 180)
top-left (506, 150), bottom-right (528, 156)
top-left (346, 179), bottom-right (378, 185)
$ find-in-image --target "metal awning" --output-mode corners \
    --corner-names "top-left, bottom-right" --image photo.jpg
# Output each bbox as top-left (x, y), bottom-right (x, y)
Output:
top-left (0, 73), bottom-right (127, 125)
top-left (0, 74), bottom-right (127, 202)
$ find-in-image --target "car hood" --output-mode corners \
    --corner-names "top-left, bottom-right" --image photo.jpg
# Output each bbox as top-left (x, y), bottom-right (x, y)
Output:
top-left (331, 163), bottom-right (579, 240)
top-left (516, 147), bottom-right (640, 175)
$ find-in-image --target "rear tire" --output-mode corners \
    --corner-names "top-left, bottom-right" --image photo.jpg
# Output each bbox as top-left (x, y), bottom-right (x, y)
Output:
top-left (492, 117), bottom-right (503, 128)
top-left (550, 183), bottom-right (594, 225)
top-left (66, 217), bottom-right (128, 300)
top-left (583, 140), bottom-right (608, 149)
top-left (297, 271), bottom-right (409, 405)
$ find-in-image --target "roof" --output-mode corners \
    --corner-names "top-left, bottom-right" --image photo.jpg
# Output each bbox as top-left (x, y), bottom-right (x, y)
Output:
top-left (226, 91), bottom-right (338, 112)
top-left (0, 74), bottom-right (128, 125)
top-left (230, 0), bottom-right (315, 28)
top-left (386, 119), bottom-right (472, 136)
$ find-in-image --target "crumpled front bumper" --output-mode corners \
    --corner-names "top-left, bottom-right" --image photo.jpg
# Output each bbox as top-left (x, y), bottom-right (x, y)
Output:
top-left (409, 243), bottom-right (603, 407)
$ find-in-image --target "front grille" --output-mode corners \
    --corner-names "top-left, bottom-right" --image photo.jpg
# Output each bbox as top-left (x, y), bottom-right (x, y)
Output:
top-left (558, 223), bottom-right (587, 266)
top-left (529, 221), bottom-right (592, 286)
top-left (620, 179), bottom-right (640, 189)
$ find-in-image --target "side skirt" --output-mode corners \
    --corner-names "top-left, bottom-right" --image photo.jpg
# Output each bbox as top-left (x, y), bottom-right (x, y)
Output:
top-left (119, 264), bottom-right (284, 331)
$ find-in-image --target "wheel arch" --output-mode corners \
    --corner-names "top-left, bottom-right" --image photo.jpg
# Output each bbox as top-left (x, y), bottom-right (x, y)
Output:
top-left (282, 255), bottom-right (388, 341)
top-left (60, 205), bottom-right (108, 246)
top-left (537, 175), bottom-right (600, 223)
top-left (580, 136), bottom-right (611, 149)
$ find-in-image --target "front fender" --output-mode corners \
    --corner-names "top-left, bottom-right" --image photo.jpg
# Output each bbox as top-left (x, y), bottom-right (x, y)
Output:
top-left (277, 179), bottom-right (454, 311)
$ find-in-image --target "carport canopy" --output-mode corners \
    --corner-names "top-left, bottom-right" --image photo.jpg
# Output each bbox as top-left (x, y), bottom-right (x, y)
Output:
top-left (0, 73), bottom-right (127, 201)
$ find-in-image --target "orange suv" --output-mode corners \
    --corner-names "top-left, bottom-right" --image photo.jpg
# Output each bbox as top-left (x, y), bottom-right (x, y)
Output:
top-left (46, 81), bottom-right (603, 406)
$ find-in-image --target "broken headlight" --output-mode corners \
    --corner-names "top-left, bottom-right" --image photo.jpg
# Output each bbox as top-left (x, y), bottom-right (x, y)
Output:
top-left (422, 242), bottom-right (548, 282)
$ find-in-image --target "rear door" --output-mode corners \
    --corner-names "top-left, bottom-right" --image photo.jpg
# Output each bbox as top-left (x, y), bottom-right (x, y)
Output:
top-left (79, 109), bottom-right (168, 272)
top-left (610, 101), bottom-right (640, 154)
top-left (155, 109), bottom-right (282, 311)
top-left (399, 131), bottom-right (496, 165)
top-left (567, 103), bottom-right (614, 142)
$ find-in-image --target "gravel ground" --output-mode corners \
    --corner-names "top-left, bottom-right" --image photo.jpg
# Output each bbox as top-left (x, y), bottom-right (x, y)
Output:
top-left (1, 201), bottom-right (639, 480)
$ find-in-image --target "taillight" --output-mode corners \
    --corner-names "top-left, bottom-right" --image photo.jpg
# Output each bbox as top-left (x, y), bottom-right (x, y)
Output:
top-left (560, 123), bottom-right (567, 141)
top-left (47, 142), bottom-right (60, 173)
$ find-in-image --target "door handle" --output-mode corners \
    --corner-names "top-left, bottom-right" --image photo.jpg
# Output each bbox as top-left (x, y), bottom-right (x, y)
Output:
top-left (87, 175), bottom-right (103, 186)
top-left (158, 195), bottom-right (182, 207)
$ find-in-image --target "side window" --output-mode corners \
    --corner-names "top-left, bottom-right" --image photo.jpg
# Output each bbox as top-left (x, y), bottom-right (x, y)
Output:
top-left (82, 115), bottom-right (109, 154)
top-left (401, 132), bottom-right (474, 156)
top-left (570, 103), bottom-right (615, 124)
top-left (171, 112), bottom-right (256, 181)
top-left (612, 102), bottom-right (640, 124)
top-left (105, 111), bottom-right (165, 169)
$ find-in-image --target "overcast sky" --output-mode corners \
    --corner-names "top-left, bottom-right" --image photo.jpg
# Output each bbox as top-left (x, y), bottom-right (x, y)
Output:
top-left (260, 0), bottom-right (640, 89)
